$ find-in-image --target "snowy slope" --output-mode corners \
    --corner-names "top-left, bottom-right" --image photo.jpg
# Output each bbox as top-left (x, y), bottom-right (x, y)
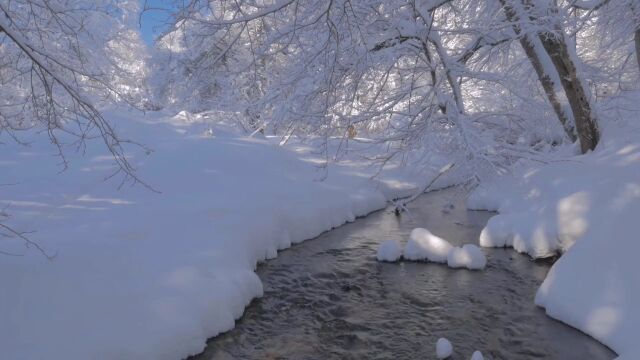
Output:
top-left (468, 119), bottom-right (640, 359)
top-left (0, 110), bottom-right (456, 360)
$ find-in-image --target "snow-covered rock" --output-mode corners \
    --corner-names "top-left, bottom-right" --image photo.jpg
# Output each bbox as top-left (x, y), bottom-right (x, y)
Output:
top-left (470, 350), bottom-right (484, 360)
top-left (403, 228), bottom-right (452, 263)
top-left (436, 337), bottom-right (453, 359)
top-left (376, 240), bottom-right (402, 262)
top-left (447, 244), bottom-right (487, 270)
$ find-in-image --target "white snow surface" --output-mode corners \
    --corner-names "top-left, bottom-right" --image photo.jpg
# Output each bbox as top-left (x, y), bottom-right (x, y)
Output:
top-left (376, 240), bottom-right (403, 262)
top-left (447, 244), bottom-right (487, 270)
top-left (469, 119), bottom-right (640, 359)
top-left (403, 228), bottom-right (453, 263)
top-left (436, 337), bottom-right (453, 359)
top-left (0, 110), bottom-right (464, 360)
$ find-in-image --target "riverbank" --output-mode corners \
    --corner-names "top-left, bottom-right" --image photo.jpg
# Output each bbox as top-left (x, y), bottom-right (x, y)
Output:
top-left (0, 110), bottom-right (457, 360)
top-left (469, 118), bottom-right (640, 360)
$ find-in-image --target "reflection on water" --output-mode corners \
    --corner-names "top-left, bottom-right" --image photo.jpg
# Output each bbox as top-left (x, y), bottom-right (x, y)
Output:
top-left (190, 187), bottom-right (615, 360)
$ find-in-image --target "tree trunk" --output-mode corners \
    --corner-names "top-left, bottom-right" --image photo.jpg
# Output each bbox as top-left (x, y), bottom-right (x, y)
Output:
top-left (537, 30), bottom-right (599, 152)
top-left (500, 0), bottom-right (576, 143)
top-left (501, 0), bottom-right (599, 153)
top-left (635, 29), bottom-right (640, 73)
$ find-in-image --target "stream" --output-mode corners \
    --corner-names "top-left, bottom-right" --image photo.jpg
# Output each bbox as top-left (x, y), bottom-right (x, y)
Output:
top-left (190, 187), bottom-right (616, 360)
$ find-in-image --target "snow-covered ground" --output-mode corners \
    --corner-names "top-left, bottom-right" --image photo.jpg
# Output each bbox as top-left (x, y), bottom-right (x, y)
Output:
top-left (469, 118), bottom-right (640, 359)
top-left (0, 109), bottom-right (459, 360)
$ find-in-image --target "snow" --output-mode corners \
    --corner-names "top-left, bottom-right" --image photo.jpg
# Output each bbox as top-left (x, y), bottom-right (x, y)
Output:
top-left (479, 213), bottom-right (559, 258)
top-left (403, 228), bottom-right (453, 263)
top-left (470, 350), bottom-right (484, 360)
top-left (447, 244), bottom-right (487, 270)
top-left (436, 337), bottom-right (453, 359)
top-left (376, 240), bottom-right (402, 262)
top-left (470, 119), bottom-right (640, 359)
top-left (400, 228), bottom-right (487, 270)
top-left (0, 109), bottom-right (466, 360)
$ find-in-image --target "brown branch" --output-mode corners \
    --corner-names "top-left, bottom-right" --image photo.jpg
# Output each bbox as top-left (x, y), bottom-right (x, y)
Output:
top-left (370, 35), bottom-right (420, 52)
top-left (570, 0), bottom-right (611, 11)
top-left (458, 37), bottom-right (511, 64)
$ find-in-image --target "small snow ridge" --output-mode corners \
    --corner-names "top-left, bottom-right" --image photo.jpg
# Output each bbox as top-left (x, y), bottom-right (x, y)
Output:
top-left (447, 244), bottom-right (487, 270)
top-left (76, 194), bottom-right (134, 205)
top-left (378, 227), bottom-right (489, 270)
top-left (479, 215), bottom-right (511, 248)
top-left (403, 228), bottom-right (452, 263)
top-left (376, 240), bottom-right (402, 262)
top-left (436, 337), bottom-right (453, 359)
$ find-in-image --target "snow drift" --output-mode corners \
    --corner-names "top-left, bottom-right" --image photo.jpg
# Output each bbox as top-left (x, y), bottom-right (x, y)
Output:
top-left (0, 110), bottom-right (463, 360)
top-left (469, 120), bottom-right (640, 359)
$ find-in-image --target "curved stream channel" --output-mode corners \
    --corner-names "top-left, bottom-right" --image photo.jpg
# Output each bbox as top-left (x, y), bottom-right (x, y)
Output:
top-left (191, 187), bottom-right (615, 360)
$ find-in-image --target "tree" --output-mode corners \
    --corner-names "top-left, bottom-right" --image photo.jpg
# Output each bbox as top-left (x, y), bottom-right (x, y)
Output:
top-left (500, 0), bottom-right (601, 152)
top-left (573, 0), bottom-right (640, 74)
top-left (159, 0), bottom-right (640, 165)
top-left (0, 0), bottom-right (148, 181)
top-left (0, 0), bottom-right (150, 255)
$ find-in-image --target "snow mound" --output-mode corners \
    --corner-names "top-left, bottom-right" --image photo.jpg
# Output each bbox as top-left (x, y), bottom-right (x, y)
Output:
top-left (376, 240), bottom-right (402, 262)
top-left (535, 195), bottom-right (640, 359)
top-left (479, 213), bottom-right (559, 258)
top-left (436, 337), bottom-right (453, 359)
top-left (447, 244), bottom-right (487, 270)
top-left (470, 350), bottom-right (484, 360)
top-left (403, 228), bottom-right (452, 263)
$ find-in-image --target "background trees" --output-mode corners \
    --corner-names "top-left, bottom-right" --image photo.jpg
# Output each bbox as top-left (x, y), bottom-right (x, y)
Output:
top-left (2, 0), bottom-right (639, 181)
top-left (154, 0), bottom-right (639, 168)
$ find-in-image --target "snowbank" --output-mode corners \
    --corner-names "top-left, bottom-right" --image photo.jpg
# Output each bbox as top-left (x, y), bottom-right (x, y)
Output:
top-left (0, 110), bottom-right (458, 360)
top-left (470, 120), bottom-right (640, 359)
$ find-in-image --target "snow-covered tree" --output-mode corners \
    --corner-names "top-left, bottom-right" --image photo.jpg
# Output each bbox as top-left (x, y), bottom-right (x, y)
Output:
top-left (157, 0), bottom-right (640, 170)
top-left (0, 0), bottom-right (149, 181)
top-left (0, 0), bottom-right (151, 253)
top-left (499, 0), bottom-right (599, 152)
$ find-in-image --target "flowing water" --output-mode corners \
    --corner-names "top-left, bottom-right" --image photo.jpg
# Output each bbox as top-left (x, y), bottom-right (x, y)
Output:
top-left (190, 187), bottom-right (616, 360)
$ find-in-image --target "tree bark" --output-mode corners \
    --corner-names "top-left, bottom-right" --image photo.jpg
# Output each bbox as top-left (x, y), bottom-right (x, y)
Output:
top-left (635, 29), bottom-right (640, 73)
top-left (537, 30), bottom-right (599, 152)
top-left (501, 0), bottom-right (599, 152)
top-left (500, 0), bottom-right (576, 143)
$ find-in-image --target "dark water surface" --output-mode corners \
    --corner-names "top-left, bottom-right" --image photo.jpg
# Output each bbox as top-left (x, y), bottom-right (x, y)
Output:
top-left (190, 187), bottom-right (615, 360)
